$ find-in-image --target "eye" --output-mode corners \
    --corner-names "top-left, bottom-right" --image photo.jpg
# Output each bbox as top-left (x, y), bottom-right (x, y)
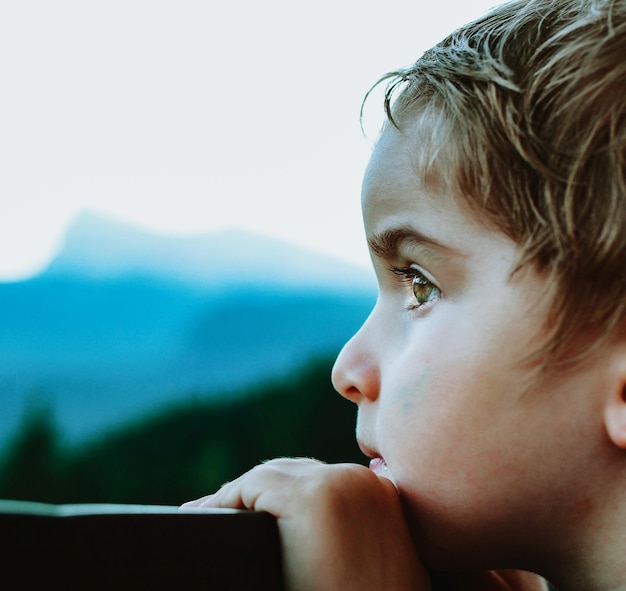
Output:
top-left (391, 265), bottom-right (442, 310)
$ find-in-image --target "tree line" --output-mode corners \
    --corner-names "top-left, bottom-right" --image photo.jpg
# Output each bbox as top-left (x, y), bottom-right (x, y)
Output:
top-left (0, 357), bottom-right (364, 505)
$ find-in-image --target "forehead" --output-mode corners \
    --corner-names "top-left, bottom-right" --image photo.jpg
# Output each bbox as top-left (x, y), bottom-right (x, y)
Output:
top-left (362, 121), bottom-right (429, 208)
top-left (361, 123), bottom-right (490, 254)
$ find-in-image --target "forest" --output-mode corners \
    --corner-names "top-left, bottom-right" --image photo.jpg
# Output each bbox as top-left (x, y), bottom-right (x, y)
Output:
top-left (0, 356), bottom-right (364, 505)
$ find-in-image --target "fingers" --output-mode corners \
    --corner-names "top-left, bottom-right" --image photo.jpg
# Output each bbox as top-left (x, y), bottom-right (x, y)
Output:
top-left (181, 458), bottom-right (326, 513)
top-left (180, 459), bottom-right (432, 591)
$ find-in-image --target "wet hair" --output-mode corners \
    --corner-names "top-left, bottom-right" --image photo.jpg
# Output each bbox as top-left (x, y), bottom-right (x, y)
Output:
top-left (371, 0), bottom-right (626, 362)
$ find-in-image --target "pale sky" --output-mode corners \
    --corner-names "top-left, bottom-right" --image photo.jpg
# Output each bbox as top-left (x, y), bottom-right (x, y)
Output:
top-left (0, 0), bottom-right (497, 281)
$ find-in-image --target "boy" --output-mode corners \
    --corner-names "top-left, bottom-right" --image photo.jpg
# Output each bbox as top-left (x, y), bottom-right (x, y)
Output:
top-left (183, 0), bottom-right (626, 589)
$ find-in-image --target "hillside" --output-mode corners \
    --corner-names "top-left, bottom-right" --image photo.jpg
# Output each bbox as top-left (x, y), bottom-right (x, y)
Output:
top-left (44, 211), bottom-right (374, 290)
top-left (0, 212), bottom-right (376, 445)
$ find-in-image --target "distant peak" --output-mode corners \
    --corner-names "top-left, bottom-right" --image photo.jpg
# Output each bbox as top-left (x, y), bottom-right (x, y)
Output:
top-left (40, 211), bottom-right (375, 291)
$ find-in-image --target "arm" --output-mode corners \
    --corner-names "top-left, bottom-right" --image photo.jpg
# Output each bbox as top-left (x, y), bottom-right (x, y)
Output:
top-left (182, 458), bottom-right (548, 591)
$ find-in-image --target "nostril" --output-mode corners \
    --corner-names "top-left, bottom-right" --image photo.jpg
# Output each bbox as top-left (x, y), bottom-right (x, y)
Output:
top-left (332, 357), bottom-right (380, 404)
top-left (342, 385), bottom-right (363, 404)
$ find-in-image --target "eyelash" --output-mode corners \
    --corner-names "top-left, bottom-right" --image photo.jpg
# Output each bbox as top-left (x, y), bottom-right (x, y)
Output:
top-left (391, 265), bottom-right (442, 311)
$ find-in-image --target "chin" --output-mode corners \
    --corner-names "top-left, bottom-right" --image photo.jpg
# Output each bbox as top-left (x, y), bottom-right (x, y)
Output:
top-left (400, 495), bottom-right (513, 572)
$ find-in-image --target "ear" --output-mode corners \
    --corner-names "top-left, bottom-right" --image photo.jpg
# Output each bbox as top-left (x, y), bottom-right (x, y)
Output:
top-left (604, 366), bottom-right (626, 449)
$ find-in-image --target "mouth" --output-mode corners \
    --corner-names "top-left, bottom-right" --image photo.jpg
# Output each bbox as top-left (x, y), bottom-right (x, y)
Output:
top-left (358, 440), bottom-right (396, 485)
top-left (368, 456), bottom-right (391, 476)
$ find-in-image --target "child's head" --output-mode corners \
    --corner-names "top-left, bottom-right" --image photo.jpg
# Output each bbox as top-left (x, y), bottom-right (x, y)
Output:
top-left (374, 0), bottom-right (626, 362)
top-left (332, 0), bottom-right (626, 585)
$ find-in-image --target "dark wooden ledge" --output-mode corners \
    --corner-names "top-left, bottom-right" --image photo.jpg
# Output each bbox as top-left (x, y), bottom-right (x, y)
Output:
top-left (0, 500), bottom-right (285, 590)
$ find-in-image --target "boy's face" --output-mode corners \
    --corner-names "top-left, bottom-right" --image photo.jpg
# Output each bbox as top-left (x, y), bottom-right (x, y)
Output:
top-left (332, 121), bottom-right (614, 570)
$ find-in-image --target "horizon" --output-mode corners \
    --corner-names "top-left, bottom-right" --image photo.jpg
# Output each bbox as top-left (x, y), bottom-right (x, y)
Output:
top-left (1, 0), bottom-right (497, 281)
top-left (3, 208), bottom-right (376, 285)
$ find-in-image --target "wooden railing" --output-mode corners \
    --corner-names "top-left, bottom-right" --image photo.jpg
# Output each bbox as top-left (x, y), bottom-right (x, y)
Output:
top-left (0, 500), bottom-right (284, 590)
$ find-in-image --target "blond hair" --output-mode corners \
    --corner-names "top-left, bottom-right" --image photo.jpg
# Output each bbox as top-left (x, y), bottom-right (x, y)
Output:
top-left (374, 0), bottom-right (626, 362)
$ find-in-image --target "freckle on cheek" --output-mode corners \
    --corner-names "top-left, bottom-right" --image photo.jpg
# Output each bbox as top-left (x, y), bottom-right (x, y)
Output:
top-left (395, 367), bottom-right (433, 413)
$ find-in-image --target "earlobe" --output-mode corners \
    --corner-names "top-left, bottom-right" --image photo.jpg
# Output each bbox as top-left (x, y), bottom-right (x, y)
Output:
top-left (604, 384), bottom-right (626, 449)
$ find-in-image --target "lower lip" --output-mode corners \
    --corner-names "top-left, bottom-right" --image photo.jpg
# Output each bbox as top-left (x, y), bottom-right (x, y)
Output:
top-left (369, 457), bottom-right (389, 477)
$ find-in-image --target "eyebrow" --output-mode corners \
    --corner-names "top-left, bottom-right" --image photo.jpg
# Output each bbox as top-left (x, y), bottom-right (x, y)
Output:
top-left (367, 226), bottom-right (464, 261)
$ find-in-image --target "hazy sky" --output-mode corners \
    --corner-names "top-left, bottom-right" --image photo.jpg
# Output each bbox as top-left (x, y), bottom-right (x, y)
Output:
top-left (1, 0), bottom-right (497, 280)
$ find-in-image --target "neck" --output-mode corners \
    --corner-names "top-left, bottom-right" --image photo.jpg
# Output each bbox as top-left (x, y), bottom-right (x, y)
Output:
top-left (541, 478), bottom-right (626, 591)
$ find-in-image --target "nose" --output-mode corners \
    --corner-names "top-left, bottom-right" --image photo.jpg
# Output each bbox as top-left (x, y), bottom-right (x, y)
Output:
top-left (331, 315), bottom-right (381, 404)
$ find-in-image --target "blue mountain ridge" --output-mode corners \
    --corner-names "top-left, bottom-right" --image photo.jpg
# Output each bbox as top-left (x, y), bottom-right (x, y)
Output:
top-left (44, 211), bottom-right (375, 290)
top-left (0, 212), bottom-right (377, 446)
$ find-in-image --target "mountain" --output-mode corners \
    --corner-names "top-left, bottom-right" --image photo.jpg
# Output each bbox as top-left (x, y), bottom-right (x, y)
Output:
top-left (0, 212), bottom-right (376, 446)
top-left (44, 211), bottom-right (374, 291)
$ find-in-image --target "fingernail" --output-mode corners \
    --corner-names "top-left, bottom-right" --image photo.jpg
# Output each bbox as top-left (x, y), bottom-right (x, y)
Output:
top-left (179, 501), bottom-right (199, 509)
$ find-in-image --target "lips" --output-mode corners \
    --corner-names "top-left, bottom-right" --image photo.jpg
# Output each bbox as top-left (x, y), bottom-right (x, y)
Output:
top-left (357, 439), bottom-right (378, 461)
top-left (369, 456), bottom-right (390, 476)
top-left (358, 440), bottom-right (397, 486)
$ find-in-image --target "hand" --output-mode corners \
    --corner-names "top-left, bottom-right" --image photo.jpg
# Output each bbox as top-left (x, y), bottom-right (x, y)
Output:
top-left (181, 458), bottom-right (430, 591)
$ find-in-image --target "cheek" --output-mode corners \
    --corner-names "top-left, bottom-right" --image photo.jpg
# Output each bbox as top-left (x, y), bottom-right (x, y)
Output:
top-left (382, 343), bottom-right (515, 488)
top-left (385, 365), bottom-right (435, 416)
top-left (378, 304), bottom-right (538, 477)
top-left (381, 360), bottom-right (468, 473)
